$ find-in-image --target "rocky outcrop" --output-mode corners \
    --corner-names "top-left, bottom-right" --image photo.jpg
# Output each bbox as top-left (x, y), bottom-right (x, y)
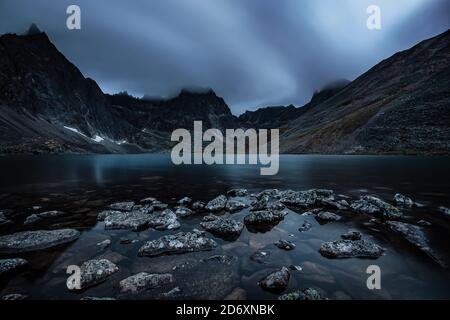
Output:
top-left (319, 239), bottom-right (384, 258)
top-left (68, 259), bottom-right (119, 291)
top-left (350, 196), bottom-right (402, 219)
top-left (244, 210), bottom-right (287, 225)
top-left (119, 272), bottom-right (174, 294)
top-left (0, 229), bottom-right (80, 253)
top-left (200, 215), bottom-right (244, 239)
top-left (138, 230), bottom-right (217, 257)
top-left (205, 195), bottom-right (228, 211)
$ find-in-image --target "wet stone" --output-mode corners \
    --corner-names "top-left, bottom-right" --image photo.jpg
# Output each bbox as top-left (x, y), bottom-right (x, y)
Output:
top-left (350, 196), bottom-right (402, 220)
top-left (227, 189), bottom-right (248, 197)
top-left (108, 201), bottom-right (135, 211)
top-left (0, 258), bottom-right (28, 276)
top-left (205, 195), bottom-right (228, 211)
top-left (192, 201), bottom-right (205, 211)
top-left (175, 207), bottom-right (194, 217)
top-left (200, 214), bottom-right (244, 239)
top-left (279, 288), bottom-right (325, 300)
top-left (341, 231), bottom-right (362, 241)
top-left (315, 211), bottom-right (341, 224)
top-left (97, 210), bottom-right (122, 221)
top-left (2, 294), bottom-right (29, 300)
top-left (178, 197), bottom-right (192, 206)
top-left (319, 239), bottom-right (384, 259)
top-left (0, 229), bottom-right (80, 253)
top-left (119, 272), bottom-right (174, 294)
top-left (258, 267), bottom-right (290, 293)
top-left (250, 251), bottom-right (269, 264)
top-left (138, 230), bottom-right (217, 257)
top-left (299, 221), bottom-right (312, 232)
top-left (393, 193), bottom-right (415, 208)
top-left (69, 259), bottom-right (119, 291)
top-left (225, 199), bottom-right (248, 213)
top-left (244, 210), bottom-right (287, 225)
top-left (274, 240), bottom-right (296, 250)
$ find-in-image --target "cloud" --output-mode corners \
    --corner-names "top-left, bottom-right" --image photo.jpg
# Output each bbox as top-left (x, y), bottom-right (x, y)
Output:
top-left (0, 0), bottom-right (448, 114)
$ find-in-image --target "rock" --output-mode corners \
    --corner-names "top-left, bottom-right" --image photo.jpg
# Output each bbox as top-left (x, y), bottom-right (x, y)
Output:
top-left (97, 210), bottom-right (122, 221)
top-left (438, 206), bottom-right (450, 218)
top-left (289, 265), bottom-right (303, 271)
top-left (258, 267), bottom-right (290, 292)
top-left (97, 239), bottom-right (111, 251)
top-left (23, 210), bottom-right (66, 225)
top-left (268, 201), bottom-right (286, 211)
top-left (280, 189), bottom-right (334, 208)
top-left (104, 209), bottom-right (180, 231)
top-left (250, 251), bottom-right (269, 264)
top-left (161, 287), bottom-right (182, 298)
top-left (393, 193), bottom-right (414, 208)
top-left (140, 197), bottom-right (157, 204)
top-left (386, 221), bottom-right (444, 267)
top-left (224, 287), bottom-right (247, 300)
top-left (178, 197), bottom-right (192, 206)
top-left (24, 214), bottom-right (41, 225)
top-left (149, 209), bottom-right (180, 230)
top-left (320, 199), bottom-right (349, 210)
top-left (350, 196), bottom-right (402, 219)
top-left (0, 258), bottom-right (28, 276)
top-left (134, 204), bottom-right (154, 214)
top-left (108, 201), bottom-right (135, 211)
top-left (0, 229), bottom-right (80, 253)
top-left (227, 189), bottom-right (248, 197)
top-left (250, 195), bottom-right (269, 211)
top-left (319, 239), bottom-right (384, 258)
top-left (120, 238), bottom-right (133, 244)
top-left (138, 230), bottom-right (217, 257)
top-left (417, 220), bottom-right (432, 226)
top-left (205, 195), bottom-right (228, 211)
top-left (104, 211), bottom-right (154, 231)
top-left (274, 240), bottom-right (296, 250)
top-left (279, 288), bottom-right (325, 300)
top-left (341, 231), bottom-right (362, 241)
top-left (151, 201), bottom-right (169, 211)
top-left (225, 199), bottom-right (248, 213)
top-left (119, 272), bottom-right (174, 294)
top-left (175, 207), bottom-right (194, 217)
top-left (192, 201), bottom-right (205, 211)
top-left (68, 259), bottom-right (119, 291)
top-left (298, 221), bottom-right (312, 232)
top-left (200, 215), bottom-right (244, 239)
top-left (244, 210), bottom-right (287, 225)
top-left (315, 211), bottom-right (341, 223)
top-left (256, 189), bottom-right (281, 199)
top-left (1, 293), bottom-right (29, 300)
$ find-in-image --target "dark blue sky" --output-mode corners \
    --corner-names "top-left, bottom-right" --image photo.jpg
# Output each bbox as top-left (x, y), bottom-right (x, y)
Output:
top-left (1, 0), bottom-right (449, 114)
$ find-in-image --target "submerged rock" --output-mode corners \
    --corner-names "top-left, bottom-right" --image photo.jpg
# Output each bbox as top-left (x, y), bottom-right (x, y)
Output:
top-left (200, 215), bottom-right (244, 239)
top-left (138, 230), bottom-right (217, 257)
top-left (0, 258), bottom-right (28, 276)
top-left (258, 267), bottom-right (290, 292)
top-left (298, 221), bottom-right (312, 232)
top-left (192, 201), bottom-right (205, 211)
top-left (119, 272), bottom-right (174, 294)
top-left (227, 189), bottom-right (248, 197)
top-left (108, 201), bottom-right (135, 211)
top-left (0, 229), bottom-right (80, 253)
top-left (205, 195), bottom-right (228, 211)
top-left (393, 194), bottom-right (414, 208)
top-left (341, 231), bottom-right (362, 241)
top-left (202, 254), bottom-right (236, 265)
top-left (386, 221), bottom-right (444, 267)
top-left (244, 210), bottom-right (287, 225)
top-left (274, 240), bottom-right (296, 250)
top-left (149, 209), bottom-right (180, 230)
top-left (97, 210), bottom-right (122, 221)
top-left (319, 239), bottom-right (384, 258)
top-left (251, 195), bottom-right (270, 211)
top-left (97, 239), bottom-right (111, 251)
top-left (225, 199), bottom-right (248, 213)
top-left (69, 259), bottom-right (119, 291)
top-left (350, 196), bottom-right (402, 219)
top-left (175, 207), bottom-right (194, 218)
top-left (250, 251), bottom-right (269, 264)
top-left (280, 189), bottom-right (334, 208)
top-left (279, 288), bottom-right (325, 300)
top-left (315, 211), bottom-right (341, 223)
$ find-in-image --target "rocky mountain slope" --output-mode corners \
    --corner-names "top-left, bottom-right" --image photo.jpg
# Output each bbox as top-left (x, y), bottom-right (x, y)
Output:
top-left (0, 25), bottom-right (448, 155)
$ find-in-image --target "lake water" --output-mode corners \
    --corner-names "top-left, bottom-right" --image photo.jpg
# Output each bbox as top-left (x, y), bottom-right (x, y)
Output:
top-left (0, 154), bottom-right (449, 300)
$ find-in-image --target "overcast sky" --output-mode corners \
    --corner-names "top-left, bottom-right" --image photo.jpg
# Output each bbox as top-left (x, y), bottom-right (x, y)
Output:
top-left (0, 0), bottom-right (449, 114)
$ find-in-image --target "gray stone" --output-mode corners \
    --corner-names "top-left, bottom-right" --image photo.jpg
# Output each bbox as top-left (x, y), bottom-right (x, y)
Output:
top-left (319, 239), bottom-right (384, 258)
top-left (0, 229), bottom-right (80, 253)
top-left (250, 251), bottom-right (269, 264)
top-left (244, 210), bottom-right (287, 225)
top-left (108, 201), bottom-right (135, 211)
top-left (298, 221), bottom-right (312, 232)
top-left (140, 197), bottom-right (157, 204)
top-left (227, 189), bottom-right (248, 197)
top-left (280, 189), bottom-right (334, 208)
top-left (178, 197), bottom-right (192, 205)
top-left (138, 230), bottom-right (217, 257)
top-left (104, 209), bottom-right (179, 231)
top-left (250, 195), bottom-right (269, 211)
top-left (393, 193), bottom-right (414, 208)
top-left (97, 239), bottom-right (111, 251)
top-left (97, 210), bottom-right (122, 221)
top-left (258, 267), bottom-right (290, 292)
top-left (24, 214), bottom-right (41, 225)
top-left (200, 215), bottom-right (244, 239)
top-left (341, 231), bottom-right (362, 241)
top-left (225, 199), bottom-right (248, 212)
top-left (0, 258), bottom-right (28, 276)
top-left (205, 195), bottom-right (228, 211)
top-left (417, 220), bottom-right (432, 226)
top-left (192, 201), bottom-right (205, 211)
top-left (69, 259), bottom-right (119, 291)
top-left (175, 206), bottom-right (194, 217)
top-left (350, 195), bottom-right (402, 219)
top-left (279, 288), bottom-right (325, 300)
top-left (274, 240), bottom-right (296, 250)
top-left (119, 272), bottom-right (174, 294)
top-left (315, 211), bottom-right (341, 223)
top-left (151, 201), bottom-right (169, 211)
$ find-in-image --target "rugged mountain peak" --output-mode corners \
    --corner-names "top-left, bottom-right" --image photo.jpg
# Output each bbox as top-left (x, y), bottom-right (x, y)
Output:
top-left (25, 23), bottom-right (42, 36)
top-left (310, 79), bottom-right (350, 106)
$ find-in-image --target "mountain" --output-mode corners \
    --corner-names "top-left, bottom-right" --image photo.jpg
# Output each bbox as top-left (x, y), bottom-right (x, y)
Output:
top-left (279, 30), bottom-right (450, 154)
top-left (0, 25), bottom-right (449, 155)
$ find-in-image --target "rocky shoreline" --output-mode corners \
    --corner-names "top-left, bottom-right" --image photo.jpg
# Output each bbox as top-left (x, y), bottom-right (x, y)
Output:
top-left (0, 188), bottom-right (449, 300)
